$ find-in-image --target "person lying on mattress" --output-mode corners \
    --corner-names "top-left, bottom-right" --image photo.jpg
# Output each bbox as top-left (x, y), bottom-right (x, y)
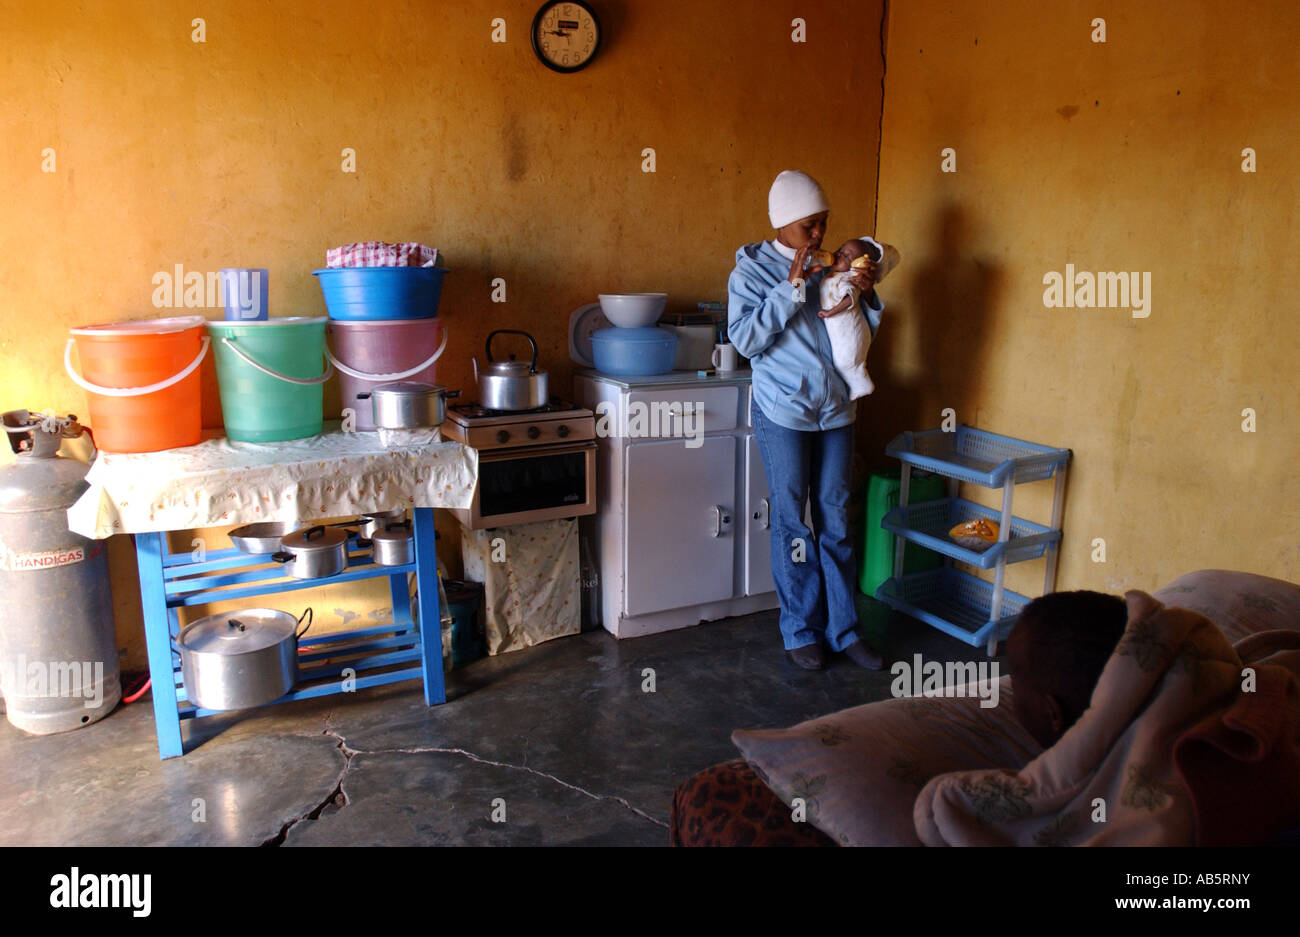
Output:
top-left (917, 588), bottom-right (1300, 846)
top-left (1003, 591), bottom-right (1127, 748)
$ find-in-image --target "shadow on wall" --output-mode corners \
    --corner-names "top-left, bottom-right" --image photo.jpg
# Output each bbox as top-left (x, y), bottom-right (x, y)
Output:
top-left (848, 201), bottom-right (1001, 567)
top-left (857, 200), bottom-right (1003, 472)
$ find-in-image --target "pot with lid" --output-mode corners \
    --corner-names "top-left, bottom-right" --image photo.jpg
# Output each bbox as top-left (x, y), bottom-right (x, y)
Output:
top-left (371, 518), bottom-right (413, 566)
top-left (272, 525), bottom-right (349, 579)
top-left (177, 607), bottom-right (311, 711)
top-left (356, 381), bottom-right (460, 429)
top-left (473, 329), bottom-right (549, 411)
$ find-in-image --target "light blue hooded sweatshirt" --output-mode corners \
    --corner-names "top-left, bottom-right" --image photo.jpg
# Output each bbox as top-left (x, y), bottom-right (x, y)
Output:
top-left (727, 239), bottom-right (883, 432)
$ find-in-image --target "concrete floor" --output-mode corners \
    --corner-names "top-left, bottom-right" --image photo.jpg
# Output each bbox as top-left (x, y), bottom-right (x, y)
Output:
top-left (0, 599), bottom-right (999, 846)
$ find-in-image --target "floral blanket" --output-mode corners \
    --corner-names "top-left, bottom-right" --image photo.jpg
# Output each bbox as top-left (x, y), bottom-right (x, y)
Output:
top-left (914, 590), bottom-right (1258, 845)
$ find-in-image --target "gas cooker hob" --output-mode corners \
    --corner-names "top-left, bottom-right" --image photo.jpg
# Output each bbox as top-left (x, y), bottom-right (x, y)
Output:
top-left (447, 398), bottom-right (587, 423)
top-left (443, 398), bottom-right (596, 450)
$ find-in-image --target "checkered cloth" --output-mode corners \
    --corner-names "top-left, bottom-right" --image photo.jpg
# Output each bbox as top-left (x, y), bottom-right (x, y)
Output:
top-left (326, 241), bottom-right (439, 268)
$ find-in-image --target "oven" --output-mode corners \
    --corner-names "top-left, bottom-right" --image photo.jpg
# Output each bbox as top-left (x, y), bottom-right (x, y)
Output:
top-left (454, 441), bottom-right (596, 529)
top-left (442, 399), bottom-right (598, 530)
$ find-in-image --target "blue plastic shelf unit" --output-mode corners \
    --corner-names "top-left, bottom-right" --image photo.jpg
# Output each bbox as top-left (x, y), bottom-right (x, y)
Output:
top-left (875, 426), bottom-right (1071, 655)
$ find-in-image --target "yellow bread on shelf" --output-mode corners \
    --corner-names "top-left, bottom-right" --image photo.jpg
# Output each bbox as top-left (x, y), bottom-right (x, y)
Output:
top-left (948, 518), bottom-right (1000, 551)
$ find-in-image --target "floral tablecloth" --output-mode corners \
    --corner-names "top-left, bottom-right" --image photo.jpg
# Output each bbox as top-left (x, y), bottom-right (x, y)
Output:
top-left (67, 422), bottom-right (477, 538)
top-left (460, 518), bottom-right (580, 654)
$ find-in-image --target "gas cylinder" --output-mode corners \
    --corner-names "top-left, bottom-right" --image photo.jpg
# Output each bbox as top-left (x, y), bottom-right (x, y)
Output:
top-left (0, 410), bottom-right (120, 733)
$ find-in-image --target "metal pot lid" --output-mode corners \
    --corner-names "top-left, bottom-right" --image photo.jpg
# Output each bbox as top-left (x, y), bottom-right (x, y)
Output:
top-left (280, 524), bottom-right (348, 552)
top-left (372, 520), bottom-right (413, 543)
top-left (230, 520), bottom-right (301, 540)
top-left (180, 609), bottom-right (298, 655)
top-left (371, 381), bottom-right (445, 398)
top-left (360, 508), bottom-right (405, 521)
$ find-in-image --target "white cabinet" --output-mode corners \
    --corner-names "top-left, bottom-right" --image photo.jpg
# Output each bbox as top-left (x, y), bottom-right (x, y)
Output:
top-left (625, 436), bottom-right (735, 615)
top-left (576, 371), bottom-right (779, 639)
top-left (743, 435), bottom-right (775, 597)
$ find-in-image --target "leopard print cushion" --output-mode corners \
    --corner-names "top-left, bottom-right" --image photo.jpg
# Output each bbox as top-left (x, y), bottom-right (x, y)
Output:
top-left (670, 759), bottom-right (836, 847)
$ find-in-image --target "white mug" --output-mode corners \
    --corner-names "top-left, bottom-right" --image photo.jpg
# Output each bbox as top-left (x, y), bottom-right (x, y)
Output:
top-left (711, 342), bottom-right (739, 372)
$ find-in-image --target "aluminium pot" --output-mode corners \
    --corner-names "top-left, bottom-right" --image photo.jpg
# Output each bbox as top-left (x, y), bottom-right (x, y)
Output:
top-left (177, 608), bottom-right (311, 711)
top-left (272, 524), bottom-right (348, 579)
top-left (356, 381), bottom-right (460, 430)
top-left (371, 519), bottom-right (413, 566)
top-left (230, 520), bottom-right (307, 555)
top-left (473, 329), bottom-right (549, 411)
top-left (354, 508), bottom-right (405, 539)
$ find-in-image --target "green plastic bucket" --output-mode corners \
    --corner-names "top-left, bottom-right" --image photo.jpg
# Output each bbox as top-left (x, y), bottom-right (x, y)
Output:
top-left (859, 468), bottom-right (946, 596)
top-left (207, 317), bottom-right (331, 442)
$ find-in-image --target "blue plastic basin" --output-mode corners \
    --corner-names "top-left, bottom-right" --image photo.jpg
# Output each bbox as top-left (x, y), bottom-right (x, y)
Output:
top-left (590, 326), bottom-right (677, 376)
top-left (313, 267), bottom-right (446, 320)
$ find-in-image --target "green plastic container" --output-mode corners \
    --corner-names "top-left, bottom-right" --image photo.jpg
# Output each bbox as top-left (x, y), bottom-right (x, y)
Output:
top-left (207, 317), bottom-right (330, 442)
top-left (859, 468), bottom-right (945, 595)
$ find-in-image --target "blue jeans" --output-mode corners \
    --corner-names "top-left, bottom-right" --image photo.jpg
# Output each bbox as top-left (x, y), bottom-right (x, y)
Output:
top-left (751, 404), bottom-right (861, 652)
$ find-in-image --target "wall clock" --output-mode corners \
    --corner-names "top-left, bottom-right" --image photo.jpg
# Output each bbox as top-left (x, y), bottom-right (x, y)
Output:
top-left (531, 1), bottom-right (601, 73)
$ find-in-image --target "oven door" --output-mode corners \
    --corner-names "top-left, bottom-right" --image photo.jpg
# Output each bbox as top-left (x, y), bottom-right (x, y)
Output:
top-left (453, 442), bottom-right (597, 530)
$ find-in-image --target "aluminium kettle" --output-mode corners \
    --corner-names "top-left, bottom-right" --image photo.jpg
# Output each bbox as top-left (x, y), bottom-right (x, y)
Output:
top-left (472, 330), bottom-right (549, 411)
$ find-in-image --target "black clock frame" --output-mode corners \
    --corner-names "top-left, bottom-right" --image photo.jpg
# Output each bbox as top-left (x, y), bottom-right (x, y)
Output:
top-left (530, 0), bottom-right (601, 73)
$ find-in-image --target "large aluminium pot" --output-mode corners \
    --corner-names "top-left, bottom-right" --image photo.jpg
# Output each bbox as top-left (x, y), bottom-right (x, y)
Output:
top-left (356, 381), bottom-right (460, 429)
top-left (473, 329), bottom-right (548, 411)
top-left (271, 525), bottom-right (348, 579)
top-left (177, 607), bottom-right (311, 711)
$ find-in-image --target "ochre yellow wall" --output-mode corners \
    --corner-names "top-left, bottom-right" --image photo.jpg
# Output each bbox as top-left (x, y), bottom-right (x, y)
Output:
top-left (1, 0), bottom-right (884, 668)
top-left (870, 0), bottom-right (1300, 596)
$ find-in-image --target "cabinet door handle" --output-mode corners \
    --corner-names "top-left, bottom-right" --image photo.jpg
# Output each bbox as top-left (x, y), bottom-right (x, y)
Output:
top-left (753, 497), bottom-right (770, 530)
top-left (711, 505), bottom-right (732, 537)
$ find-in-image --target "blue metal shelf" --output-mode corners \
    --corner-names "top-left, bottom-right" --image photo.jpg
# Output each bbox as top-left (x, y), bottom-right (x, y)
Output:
top-left (136, 507), bottom-right (446, 759)
top-left (881, 497), bottom-right (1060, 569)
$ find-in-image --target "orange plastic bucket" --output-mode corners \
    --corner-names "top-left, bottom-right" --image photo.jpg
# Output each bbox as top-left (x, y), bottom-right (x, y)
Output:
top-left (65, 316), bottom-right (209, 453)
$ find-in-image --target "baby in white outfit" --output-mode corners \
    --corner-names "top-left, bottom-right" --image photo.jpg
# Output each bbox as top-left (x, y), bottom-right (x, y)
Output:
top-left (817, 237), bottom-right (890, 399)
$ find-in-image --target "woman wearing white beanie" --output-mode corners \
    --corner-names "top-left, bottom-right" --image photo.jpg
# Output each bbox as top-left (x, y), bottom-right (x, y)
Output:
top-left (726, 170), bottom-right (889, 671)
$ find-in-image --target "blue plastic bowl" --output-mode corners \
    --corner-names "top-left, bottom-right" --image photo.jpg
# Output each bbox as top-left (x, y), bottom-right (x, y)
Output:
top-left (312, 267), bottom-right (446, 320)
top-left (590, 327), bottom-right (677, 376)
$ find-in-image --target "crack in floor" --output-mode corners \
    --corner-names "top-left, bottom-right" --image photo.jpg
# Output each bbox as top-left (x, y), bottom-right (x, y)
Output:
top-left (360, 743), bottom-right (669, 829)
top-left (261, 726), bottom-right (355, 847)
top-left (263, 721), bottom-right (667, 844)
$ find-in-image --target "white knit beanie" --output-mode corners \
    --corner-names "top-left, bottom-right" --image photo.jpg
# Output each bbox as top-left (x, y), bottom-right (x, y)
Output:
top-left (767, 170), bottom-right (829, 228)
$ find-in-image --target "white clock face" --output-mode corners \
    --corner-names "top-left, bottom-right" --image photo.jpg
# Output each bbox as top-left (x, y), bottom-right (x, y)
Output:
top-left (534, 3), bottom-right (599, 71)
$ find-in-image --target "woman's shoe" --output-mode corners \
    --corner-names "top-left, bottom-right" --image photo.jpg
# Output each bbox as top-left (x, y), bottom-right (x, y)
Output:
top-left (787, 643), bottom-right (826, 670)
top-left (842, 639), bottom-right (884, 670)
